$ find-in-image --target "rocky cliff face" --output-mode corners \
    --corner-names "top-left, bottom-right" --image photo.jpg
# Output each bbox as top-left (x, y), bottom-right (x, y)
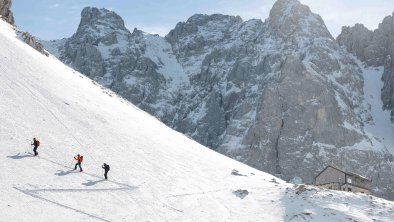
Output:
top-left (337, 14), bottom-right (394, 122)
top-left (0, 0), bottom-right (14, 24)
top-left (43, 0), bottom-right (394, 199)
top-left (337, 24), bottom-right (373, 62)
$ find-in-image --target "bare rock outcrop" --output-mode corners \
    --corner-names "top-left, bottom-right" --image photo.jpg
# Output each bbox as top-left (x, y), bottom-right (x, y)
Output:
top-left (0, 0), bottom-right (14, 24)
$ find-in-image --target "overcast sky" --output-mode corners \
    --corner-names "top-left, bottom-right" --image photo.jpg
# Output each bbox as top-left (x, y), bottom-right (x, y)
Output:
top-left (11, 0), bottom-right (394, 40)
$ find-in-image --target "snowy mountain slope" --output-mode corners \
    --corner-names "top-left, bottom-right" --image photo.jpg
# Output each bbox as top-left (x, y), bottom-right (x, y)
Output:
top-left (1, 19), bottom-right (394, 222)
top-left (40, 0), bottom-right (394, 200)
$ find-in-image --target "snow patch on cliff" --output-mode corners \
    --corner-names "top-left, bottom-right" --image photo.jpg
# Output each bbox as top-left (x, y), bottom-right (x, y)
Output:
top-left (362, 66), bottom-right (394, 153)
top-left (144, 34), bottom-right (186, 89)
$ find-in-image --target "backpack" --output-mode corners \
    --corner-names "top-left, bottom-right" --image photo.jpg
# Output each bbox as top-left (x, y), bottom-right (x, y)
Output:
top-left (80, 156), bottom-right (84, 163)
top-left (36, 140), bottom-right (40, 146)
top-left (107, 165), bottom-right (110, 171)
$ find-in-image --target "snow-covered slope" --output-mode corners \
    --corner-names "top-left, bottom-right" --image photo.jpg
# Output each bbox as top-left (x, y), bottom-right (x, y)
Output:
top-left (1, 19), bottom-right (394, 221)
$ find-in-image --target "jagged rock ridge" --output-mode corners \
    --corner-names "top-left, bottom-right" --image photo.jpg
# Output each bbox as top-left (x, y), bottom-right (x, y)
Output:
top-left (43, 0), bottom-right (394, 199)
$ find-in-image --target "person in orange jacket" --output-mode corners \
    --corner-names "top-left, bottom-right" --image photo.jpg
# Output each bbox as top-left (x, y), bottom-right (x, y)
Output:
top-left (74, 154), bottom-right (83, 172)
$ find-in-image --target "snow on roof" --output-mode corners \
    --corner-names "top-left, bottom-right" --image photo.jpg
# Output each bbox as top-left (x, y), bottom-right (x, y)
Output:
top-left (319, 165), bottom-right (372, 181)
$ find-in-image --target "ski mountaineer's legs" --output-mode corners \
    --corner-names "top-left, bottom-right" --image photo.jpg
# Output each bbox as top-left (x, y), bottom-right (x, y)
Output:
top-left (74, 162), bottom-right (81, 170)
top-left (33, 145), bottom-right (38, 156)
top-left (104, 171), bottom-right (108, 179)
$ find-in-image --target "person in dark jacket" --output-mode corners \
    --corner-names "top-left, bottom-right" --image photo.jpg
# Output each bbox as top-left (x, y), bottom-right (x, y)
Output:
top-left (102, 163), bottom-right (110, 180)
top-left (31, 138), bottom-right (40, 156)
top-left (74, 154), bottom-right (83, 172)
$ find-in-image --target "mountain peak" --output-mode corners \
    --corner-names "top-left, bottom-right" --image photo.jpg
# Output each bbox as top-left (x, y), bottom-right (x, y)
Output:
top-left (186, 13), bottom-right (242, 25)
top-left (76, 7), bottom-right (129, 38)
top-left (80, 7), bottom-right (122, 24)
top-left (268, 0), bottom-right (332, 39)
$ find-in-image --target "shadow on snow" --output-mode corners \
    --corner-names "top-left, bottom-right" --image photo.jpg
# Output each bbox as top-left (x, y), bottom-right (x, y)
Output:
top-left (6, 153), bottom-right (33, 159)
top-left (82, 179), bottom-right (106, 186)
top-left (54, 169), bottom-right (77, 176)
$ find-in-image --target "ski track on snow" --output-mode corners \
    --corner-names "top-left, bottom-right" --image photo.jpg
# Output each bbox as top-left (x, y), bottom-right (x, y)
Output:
top-left (20, 187), bottom-right (135, 193)
top-left (13, 187), bottom-right (111, 222)
top-left (12, 155), bottom-right (141, 221)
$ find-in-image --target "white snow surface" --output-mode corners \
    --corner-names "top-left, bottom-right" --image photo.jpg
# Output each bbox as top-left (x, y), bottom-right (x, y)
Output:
top-left (1, 20), bottom-right (394, 221)
top-left (363, 66), bottom-right (394, 153)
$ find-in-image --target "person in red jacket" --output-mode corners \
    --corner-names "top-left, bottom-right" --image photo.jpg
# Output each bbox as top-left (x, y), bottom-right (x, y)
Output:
top-left (31, 138), bottom-right (40, 156)
top-left (74, 154), bottom-right (83, 172)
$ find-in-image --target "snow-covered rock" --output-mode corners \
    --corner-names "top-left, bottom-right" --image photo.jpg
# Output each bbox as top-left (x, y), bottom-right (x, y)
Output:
top-left (20, 31), bottom-right (49, 56)
top-left (3, 18), bottom-right (394, 221)
top-left (43, 0), bottom-right (394, 200)
top-left (268, 0), bottom-right (332, 39)
top-left (44, 7), bottom-right (181, 118)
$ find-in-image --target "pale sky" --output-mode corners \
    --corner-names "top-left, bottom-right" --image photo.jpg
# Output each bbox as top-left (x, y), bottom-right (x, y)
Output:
top-left (11, 0), bottom-right (394, 40)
